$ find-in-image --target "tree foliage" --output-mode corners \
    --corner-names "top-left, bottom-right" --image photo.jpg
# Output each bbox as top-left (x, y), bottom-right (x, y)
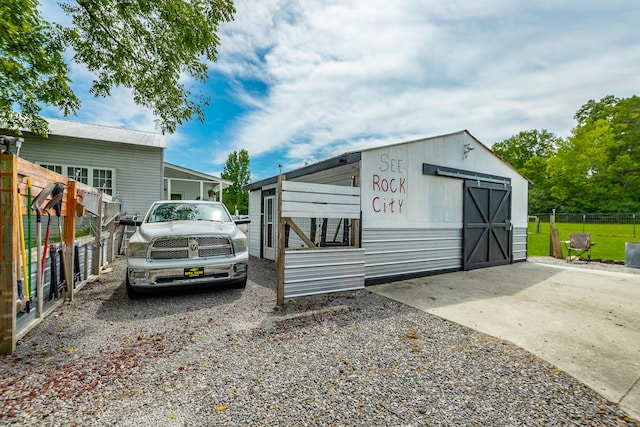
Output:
top-left (495, 95), bottom-right (640, 213)
top-left (546, 119), bottom-right (613, 211)
top-left (0, 0), bottom-right (79, 136)
top-left (492, 129), bottom-right (560, 213)
top-left (548, 95), bottom-right (640, 212)
top-left (221, 149), bottom-right (250, 215)
top-left (1, 0), bottom-right (235, 136)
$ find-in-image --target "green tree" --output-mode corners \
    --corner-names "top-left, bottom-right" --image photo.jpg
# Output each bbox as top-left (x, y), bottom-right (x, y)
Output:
top-left (221, 149), bottom-right (250, 215)
top-left (606, 96), bottom-right (640, 210)
top-left (547, 119), bottom-right (613, 212)
top-left (492, 129), bottom-right (561, 213)
top-left (0, 0), bottom-right (79, 136)
top-left (574, 94), bottom-right (619, 126)
top-left (547, 95), bottom-right (640, 212)
top-left (1, 0), bottom-right (235, 136)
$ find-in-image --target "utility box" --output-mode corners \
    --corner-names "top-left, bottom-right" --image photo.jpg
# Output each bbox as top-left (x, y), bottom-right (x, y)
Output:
top-left (625, 242), bottom-right (640, 268)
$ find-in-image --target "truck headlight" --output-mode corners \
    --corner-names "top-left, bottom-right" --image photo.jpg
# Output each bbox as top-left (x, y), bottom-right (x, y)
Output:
top-left (127, 242), bottom-right (149, 258)
top-left (232, 237), bottom-right (247, 254)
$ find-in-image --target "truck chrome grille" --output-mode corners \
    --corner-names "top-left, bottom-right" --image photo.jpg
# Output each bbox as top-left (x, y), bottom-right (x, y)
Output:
top-left (149, 236), bottom-right (233, 260)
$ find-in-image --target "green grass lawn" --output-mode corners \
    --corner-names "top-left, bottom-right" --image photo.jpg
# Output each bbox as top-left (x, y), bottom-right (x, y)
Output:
top-left (527, 222), bottom-right (640, 261)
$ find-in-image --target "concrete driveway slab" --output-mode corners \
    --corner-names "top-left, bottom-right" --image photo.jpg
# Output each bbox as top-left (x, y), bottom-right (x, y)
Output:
top-left (370, 261), bottom-right (640, 420)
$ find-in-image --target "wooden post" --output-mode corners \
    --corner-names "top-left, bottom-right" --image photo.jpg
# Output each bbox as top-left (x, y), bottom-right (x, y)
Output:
top-left (276, 174), bottom-right (285, 306)
top-left (63, 180), bottom-right (77, 301)
top-left (551, 227), bottom-right (564, 259)
top-left (351, 175), bottom-right (361, 248)
top-left (0, 153), bottom-right (18, 353)
top-left (92, 192), bottom-right (103, 275)
top-left (107, 217), bottom-right (115, 264)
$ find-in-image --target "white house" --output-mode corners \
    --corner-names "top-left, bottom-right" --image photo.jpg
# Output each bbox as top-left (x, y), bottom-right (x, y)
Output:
top-left (10, 118), bottom-right (230, 217)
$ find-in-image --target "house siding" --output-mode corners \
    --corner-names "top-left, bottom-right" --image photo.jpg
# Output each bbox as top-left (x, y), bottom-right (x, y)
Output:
top-left (18, 133), bottom-right (163, 216)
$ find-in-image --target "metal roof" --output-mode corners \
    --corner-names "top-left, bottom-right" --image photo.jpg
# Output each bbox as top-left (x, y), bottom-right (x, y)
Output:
top-left (244, 151), bottom-right (362, 191)
top-left (164, 162), bottom-right (232, 186)
top-left (244, 130), bottom-right (530, 191)
top-left (46, 117), bottom-right (165, 148)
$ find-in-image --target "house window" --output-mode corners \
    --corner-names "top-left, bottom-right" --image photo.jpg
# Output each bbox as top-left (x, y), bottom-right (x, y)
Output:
top-left (40, 164), bottom-right (63, 174)
top-left (38, 163), bottom-right (115, 195)
top-left (67, 167), bottom-right (88, 184)
top-left (93, 168), bottom-right (113, 195)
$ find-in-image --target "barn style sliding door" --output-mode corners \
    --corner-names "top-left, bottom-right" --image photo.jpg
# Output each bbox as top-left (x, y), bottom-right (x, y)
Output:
top-left (463, 181), bottom-right (512, 270)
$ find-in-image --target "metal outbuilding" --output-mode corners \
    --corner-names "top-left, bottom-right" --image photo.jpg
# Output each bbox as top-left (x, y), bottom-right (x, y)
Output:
top-left (245, 130), bottom-right (529, 292)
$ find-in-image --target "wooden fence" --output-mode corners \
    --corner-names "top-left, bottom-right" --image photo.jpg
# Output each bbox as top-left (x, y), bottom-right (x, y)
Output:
top-left (1, 153), bottom-right (118, 353)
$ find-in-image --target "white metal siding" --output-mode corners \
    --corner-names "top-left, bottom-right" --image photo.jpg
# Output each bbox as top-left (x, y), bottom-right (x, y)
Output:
top-left (281, 181), bottom-right (360, 219)
top-left (363, 228), bottom-right (462, 280)
top-left (513, 226), bottom-right (527, 261)
top-left (360, 132), bottom-right (528, 230)
top-left (248, 190), bottom-right (261, 258)
top-left (284, 248), bottom-right (365, 298)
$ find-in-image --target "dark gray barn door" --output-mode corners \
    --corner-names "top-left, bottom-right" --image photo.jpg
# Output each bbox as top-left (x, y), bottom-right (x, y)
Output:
top-left (463, 181), bottom-right (512, 270)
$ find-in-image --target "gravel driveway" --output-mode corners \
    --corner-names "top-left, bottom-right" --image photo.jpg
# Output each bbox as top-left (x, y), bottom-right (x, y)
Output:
top-left (1, 256), bottom-right (637, 426)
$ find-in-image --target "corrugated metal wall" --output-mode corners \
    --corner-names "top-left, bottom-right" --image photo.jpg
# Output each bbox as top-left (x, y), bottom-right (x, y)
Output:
top-left (513, 226), bottom-right (527, 261)
top-left (284, 248), bottom-right (365, 298)
top-left (280, 181), bottom-right (364, 298)
top-left (362, 228), bottom-right (462, 281)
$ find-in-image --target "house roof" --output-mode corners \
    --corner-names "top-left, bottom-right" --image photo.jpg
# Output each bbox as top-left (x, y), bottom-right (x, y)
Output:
top-left (244, 151), bottom-right (362, 191)
top-left (46, 118), bottom-right (165, 148)
top-left (164, 162), bottom-right (232, 186)
top-left (244, 130), bottom-right (530, 191)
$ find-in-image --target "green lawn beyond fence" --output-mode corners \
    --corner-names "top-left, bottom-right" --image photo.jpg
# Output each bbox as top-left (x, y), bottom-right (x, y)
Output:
top-left (527, 221), bottom-right (639, 261)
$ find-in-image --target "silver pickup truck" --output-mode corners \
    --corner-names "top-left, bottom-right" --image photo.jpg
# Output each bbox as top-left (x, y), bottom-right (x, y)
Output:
top-left (125, 200), bottom-right (248, 298)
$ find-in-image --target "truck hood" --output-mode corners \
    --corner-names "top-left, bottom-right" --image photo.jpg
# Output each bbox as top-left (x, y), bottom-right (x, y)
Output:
top-left (136, 221), bottom-right (241, 241)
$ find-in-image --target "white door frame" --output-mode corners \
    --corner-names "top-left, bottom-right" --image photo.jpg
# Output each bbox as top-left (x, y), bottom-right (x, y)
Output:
top-left (263, 195), bottom-right (276, 260)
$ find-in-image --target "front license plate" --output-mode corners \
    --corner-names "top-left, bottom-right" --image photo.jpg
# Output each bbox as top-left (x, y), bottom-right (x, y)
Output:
top-left (184, 267), bottom-right (204, 277)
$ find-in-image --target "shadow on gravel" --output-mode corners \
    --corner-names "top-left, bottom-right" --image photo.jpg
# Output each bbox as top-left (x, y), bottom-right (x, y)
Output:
top-left (92, 279), bottom-right (246, 322)
top-left (248, 256), bottom-right (277, 291)
top-left (246, 289), bottom-right (414, 343)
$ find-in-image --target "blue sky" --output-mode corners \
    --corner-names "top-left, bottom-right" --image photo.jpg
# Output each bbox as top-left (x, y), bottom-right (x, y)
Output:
top-left (40, 0), bottom-right (640, 183)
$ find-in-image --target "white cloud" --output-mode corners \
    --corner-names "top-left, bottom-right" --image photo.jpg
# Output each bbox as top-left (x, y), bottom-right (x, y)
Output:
top-left (212, 0), bottom-right (640, 174)
top-left (37, 0), bottom-right (640, 178)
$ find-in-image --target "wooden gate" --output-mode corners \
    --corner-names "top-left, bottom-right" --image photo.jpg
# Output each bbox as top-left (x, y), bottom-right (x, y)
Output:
top-left (463, 181), bottom-right (512, 270)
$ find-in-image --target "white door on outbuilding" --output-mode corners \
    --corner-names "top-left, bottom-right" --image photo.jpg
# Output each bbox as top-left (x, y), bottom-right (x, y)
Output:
top-left (263, 195), bottom-right (276, 260)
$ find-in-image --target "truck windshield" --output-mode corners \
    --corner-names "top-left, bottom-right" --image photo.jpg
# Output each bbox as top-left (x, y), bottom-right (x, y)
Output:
top-left (147, 203), bottom-right (231, 223)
